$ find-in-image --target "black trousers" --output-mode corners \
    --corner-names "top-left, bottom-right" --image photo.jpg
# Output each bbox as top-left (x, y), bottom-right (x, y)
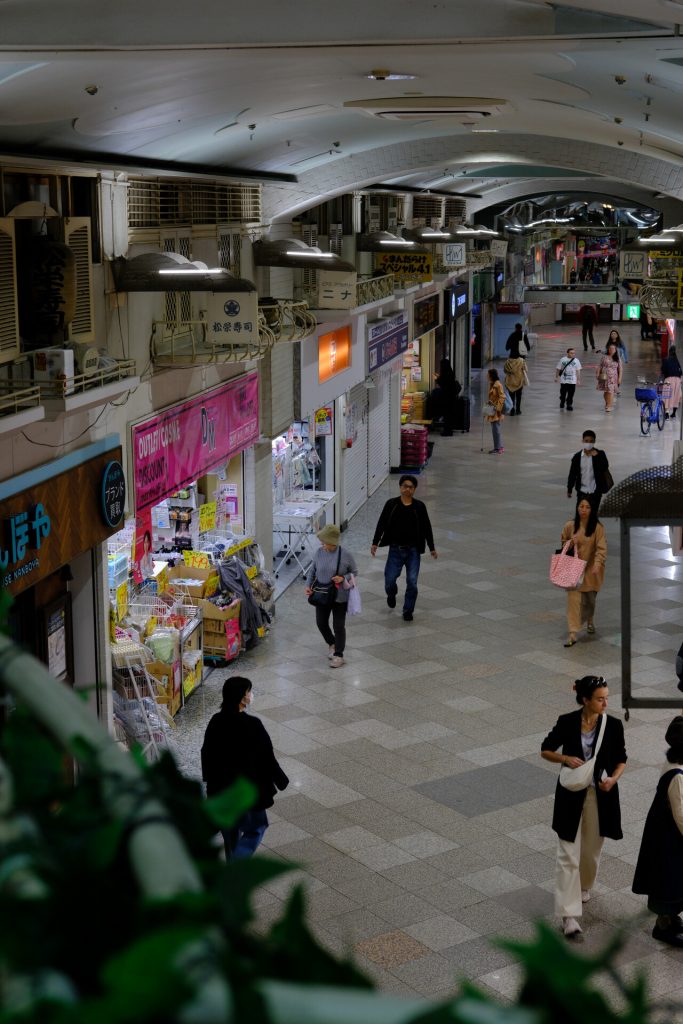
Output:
top-left (511, 388), bottom-right (522, 413)
top-left (560, 383), bottom-right (576, 409)
top-left (315, 601), bottom-right (347, 655)
top-left (582, 323), bottom-right (595, 349)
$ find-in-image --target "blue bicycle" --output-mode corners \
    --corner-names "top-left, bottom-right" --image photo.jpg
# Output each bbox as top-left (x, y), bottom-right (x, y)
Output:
top-left (635, 380), bottom-right (670, 435)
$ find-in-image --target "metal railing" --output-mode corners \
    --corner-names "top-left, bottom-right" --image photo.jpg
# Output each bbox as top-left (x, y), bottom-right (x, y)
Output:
top-left (257, 300), bottom-right (317, 342)
top-left (0, 382), bottom-right (43, 419)
top-left (151, 319), bottom-right (272, 366)
top-left (355, 273), bottom-right (395, 305)
top-left (29, 359), bottom-right (138, 399)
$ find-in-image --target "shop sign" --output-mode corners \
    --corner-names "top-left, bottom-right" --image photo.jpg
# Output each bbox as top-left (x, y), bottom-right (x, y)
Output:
top-left (448, 285), bottom-right (469, 320)
top-left (373, 251), bottom-right (433, 282)
top-left (314, 406), bottom-right (333, 437)
top-left (626, 303), bottom-right (641, 320)
top-left (0, 445), bottom-right (125, 596)
top-left (101, 460), bottom-right (126, 528)
top-left (649, 249), bottom-right (683, 259)
top-left (317, 270), bottom-right (357, 310)
top-left (619, 251), bottom-right (645, 280)
top-left (414, 294), bottom-right (440, 338)
top-left (204, 293), bottom-right (259, 347)
top-left (367, 313), bottom-right (409, 371)
top-left (132, 372), bottom-right (259, 513)
top-left (466, 251), bottom-right (495, 268)
top-left (442, 242), bottom-right (466, 267)
top-left (678, 271), bottom-right (683, 310)
top-left (490, 239), bottom-right (508, 259)
top-left (318, 326), bottom-right (352, 384)
top-left (496, 303), bottom-right (521, 314)
top-left (198, 501), bottom-right (217, 533)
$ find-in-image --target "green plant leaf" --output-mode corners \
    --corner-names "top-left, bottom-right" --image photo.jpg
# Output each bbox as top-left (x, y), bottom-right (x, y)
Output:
top-left (204, 778), bottom-right (258, 829)
top-left (214, 855), bottom-right (294, 930)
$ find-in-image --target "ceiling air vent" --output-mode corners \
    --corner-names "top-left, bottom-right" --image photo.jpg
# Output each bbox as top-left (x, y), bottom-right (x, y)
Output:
top-left (344, 97), bottom-right (510, 124)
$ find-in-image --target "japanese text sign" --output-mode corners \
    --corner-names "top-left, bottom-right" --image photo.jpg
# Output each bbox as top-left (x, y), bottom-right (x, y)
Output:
top-left (373, 251), bottom-right (433, 282)
top-left (204, 293), bottom-right (259, 347)
top-left (318, 326), bottom-right (352, 384)
top-left (317, 270), bottom-right (358, 310)
top-left (132, 373), bottom-right (259, 513)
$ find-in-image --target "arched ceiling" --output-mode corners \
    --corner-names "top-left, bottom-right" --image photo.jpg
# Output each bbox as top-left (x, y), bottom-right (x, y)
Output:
top-left (4, 0), bottom-right (683, 224)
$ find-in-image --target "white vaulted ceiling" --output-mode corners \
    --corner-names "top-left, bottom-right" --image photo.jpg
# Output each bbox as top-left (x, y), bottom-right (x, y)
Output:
top-left (3, 0), bottom-right (683, 220)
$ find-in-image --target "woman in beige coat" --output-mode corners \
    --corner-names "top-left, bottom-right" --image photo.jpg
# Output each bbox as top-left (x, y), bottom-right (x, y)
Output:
top-left (561, 498), bottom-right (606, 647)
top-left (504, 356), bottom-right (528, 416)
top-left (486, 368), bottom-right (506, 454)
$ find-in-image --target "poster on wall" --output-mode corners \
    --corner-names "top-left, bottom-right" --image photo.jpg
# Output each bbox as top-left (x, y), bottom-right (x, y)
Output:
top-left (374, 251), bottom-right (433, 282)
top-left (132, 372), bottom-right (259, 513)
top-left (314, 406), bottom-right (334, 436)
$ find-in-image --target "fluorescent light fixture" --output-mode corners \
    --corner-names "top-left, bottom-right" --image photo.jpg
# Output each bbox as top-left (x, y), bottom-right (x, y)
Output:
top-left (471, 129), bottom-right (499, 133)
top-left (420, 231), bottom-right (450, 238)
top-left (662, 225), bottom-right (683, 233)
top-left (455, 228), bottom-right (498, 236)
top-left (285, 250), bottom-right (335, 257)
top-left (379, 238), bottom-right (415, 246)
top-left (526, 217), bottom-right (574, 228)
top-left (158, 267), bottom-right (226, 275)
top-left (637, 235), bottom-right (675, 243)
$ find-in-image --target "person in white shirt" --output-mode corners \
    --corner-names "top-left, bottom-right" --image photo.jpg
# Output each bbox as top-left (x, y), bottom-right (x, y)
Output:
top-left (555, 347), bottom-right (582, 411)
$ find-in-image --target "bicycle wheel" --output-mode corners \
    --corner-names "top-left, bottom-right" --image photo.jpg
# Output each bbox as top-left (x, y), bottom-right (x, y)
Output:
top-left (640, 403), bottom-right (652, 435)
top-left (657, 400), bottom-right (666, 430)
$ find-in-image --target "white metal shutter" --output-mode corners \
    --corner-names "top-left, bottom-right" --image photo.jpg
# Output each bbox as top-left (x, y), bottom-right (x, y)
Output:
top-left (63, 217), bottom-right (95, 342)
top-left (260, 343), bottom-right (294, 437)
top-left (368, 372), bottom-right (390, 495)
top-left (0, 218), bottom-right (20, 365)
top-left (343, 382), bottom-right (369, 523)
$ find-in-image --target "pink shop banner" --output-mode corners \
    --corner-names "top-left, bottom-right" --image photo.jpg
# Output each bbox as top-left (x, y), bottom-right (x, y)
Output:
top-left (132, 372), bottom-right (259, 513)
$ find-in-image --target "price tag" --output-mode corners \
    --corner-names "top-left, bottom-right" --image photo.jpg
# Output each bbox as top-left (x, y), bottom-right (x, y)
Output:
top-left (156, 565), bottom-right (168, 595)
top-left (182, 550), bottom-right (211, 569)
top-left (116, 581), bottom-right (128, 622)
top-left (199, 501), bottom-right (216, 533)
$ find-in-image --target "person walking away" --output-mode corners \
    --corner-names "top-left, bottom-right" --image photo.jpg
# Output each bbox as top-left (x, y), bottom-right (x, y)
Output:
top-left (560, 498), bottom-right (606, 647)
top-left (661, 344), bottom-right (682, 419)
top-left (504, 355), bottom-right (528, 416)
top-left (556, 347), bottom-right (581, 411)
top-left (485, 368), bottom-right (506, 453)
top-left (596, 341), bottom-right (621, 413)
top-left (541, 676), bottom-right (626, 939)
top-left (505, 322), bottom-right (531, 359)
top-left (305, 523), bottom-right (357, 667)
top-left (567, 430), bottom-right (611, 512)
top-left (632, 715), bottom-right (683, 948)
top-left (371, 474), bottom-right (437, 622)
top-left (579, 304), bottom-right (597, 351)
top-left (432, 358), bottom-right (462, 436)
top-left (201, 676), bottom-right (289, 859)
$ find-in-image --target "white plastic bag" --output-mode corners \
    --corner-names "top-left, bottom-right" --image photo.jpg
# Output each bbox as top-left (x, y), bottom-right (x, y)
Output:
top-left (347, 583), bottom-right (362, 616)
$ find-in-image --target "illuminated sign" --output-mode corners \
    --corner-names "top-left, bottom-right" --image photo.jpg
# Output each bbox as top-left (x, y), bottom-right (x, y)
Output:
top-left (318, 326), bottom-right (352, 384)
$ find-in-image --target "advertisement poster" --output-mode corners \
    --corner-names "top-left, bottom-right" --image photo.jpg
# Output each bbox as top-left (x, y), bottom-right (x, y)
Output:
top-left (314, 406), bottom-right (333, 436)
top-left (132, 372), bottom-right (259, 513)
top-left (374, 251), bottom-right (433, 282)
top-left (132, 507), bottom-right (154, 584)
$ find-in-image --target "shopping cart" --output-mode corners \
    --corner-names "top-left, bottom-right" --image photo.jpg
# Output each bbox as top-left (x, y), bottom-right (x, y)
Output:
top-left (635, 379), bottom-right (672, 435)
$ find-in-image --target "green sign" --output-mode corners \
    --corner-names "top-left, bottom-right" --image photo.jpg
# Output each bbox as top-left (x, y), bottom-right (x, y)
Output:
top-left (626, 304), bottom-right (641, 321)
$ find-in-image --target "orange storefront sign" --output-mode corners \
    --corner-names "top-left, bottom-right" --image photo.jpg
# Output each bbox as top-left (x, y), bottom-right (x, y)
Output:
top-left (318, 326), bottom-right (351, 384)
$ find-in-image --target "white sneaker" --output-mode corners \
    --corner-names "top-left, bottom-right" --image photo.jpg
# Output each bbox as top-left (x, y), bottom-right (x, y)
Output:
top-left (562, 917), bottom-right (583, 937)
top-left (328, 645), bottom-right (335, 660)
top-left (329, 655), bottom-right (345, 668)
top-left (581, 890), bottom-right (591, 903)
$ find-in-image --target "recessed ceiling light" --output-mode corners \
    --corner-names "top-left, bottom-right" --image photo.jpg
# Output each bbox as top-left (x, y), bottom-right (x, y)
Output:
top-left (366, 69), bottom-right (417, 81)
top-left (471, 129), bottom-right (499, 133)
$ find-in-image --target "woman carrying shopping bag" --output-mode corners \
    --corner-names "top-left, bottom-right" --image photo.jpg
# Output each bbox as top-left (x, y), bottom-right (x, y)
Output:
top-left (305, 523), bottom-right (357, 668)
top-left (541, 676), bottom-right (626, 940)
top-left (560, 498), bottom-right (606, 647)
top-left (485, 368), bottom-right (506, 453)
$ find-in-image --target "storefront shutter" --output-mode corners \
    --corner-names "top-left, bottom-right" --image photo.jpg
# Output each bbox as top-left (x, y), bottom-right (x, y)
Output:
top-left (63, 217), bottom-right (95, 342)
top-left (368, 371), bottom-right (391, 495)
top-left (342, 382), bottom-right (369, 524)
top-left (260, 343), bottom-right (295, 437)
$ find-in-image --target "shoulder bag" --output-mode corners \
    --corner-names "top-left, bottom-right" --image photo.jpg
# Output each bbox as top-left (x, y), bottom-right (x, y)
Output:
top-left (308, 547), bottom-right (342, 607)
top-left (482, 402), bottom-right (496, 417)
top-left (602, 468), bottom-right (614, 492)
top-left (559, 714), bottom-right (607, 791)
top-left (549, 540), bottom-right (587, 590)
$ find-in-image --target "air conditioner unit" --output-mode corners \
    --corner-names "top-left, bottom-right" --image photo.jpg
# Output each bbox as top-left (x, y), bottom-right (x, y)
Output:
top-left (345, 97), bottom-right (510, 124)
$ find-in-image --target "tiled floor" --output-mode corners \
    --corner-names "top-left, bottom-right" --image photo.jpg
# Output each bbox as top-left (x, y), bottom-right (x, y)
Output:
top-left (175, 325), bottom-right (683, 1012)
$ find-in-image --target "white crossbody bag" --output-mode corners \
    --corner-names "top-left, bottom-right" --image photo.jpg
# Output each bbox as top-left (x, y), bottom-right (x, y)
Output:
top-left (559, 714), bottom-right (606, 792)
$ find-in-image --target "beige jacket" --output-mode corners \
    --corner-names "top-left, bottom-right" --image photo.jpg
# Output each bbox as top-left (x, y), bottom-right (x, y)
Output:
top-left (486, 380), bottom-right (506, 422)
top-left (561, 520), bottom-right (607, 593)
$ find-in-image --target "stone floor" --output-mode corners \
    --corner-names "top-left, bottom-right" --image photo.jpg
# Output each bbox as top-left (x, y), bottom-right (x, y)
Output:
top-left (175, 323), bottom-right (683, 1014)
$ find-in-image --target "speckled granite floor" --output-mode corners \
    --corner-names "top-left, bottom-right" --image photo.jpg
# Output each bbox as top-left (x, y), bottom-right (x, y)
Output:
top-left (174, 323), bottom-right (683, 1014)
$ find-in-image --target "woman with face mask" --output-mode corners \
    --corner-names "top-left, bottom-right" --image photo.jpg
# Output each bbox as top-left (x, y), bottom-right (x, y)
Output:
top-left (560, 498), bottom-right (607, 647)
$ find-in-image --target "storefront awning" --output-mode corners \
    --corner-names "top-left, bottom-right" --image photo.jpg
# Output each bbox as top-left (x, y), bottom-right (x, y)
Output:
top-left (113, 253), bottom-right (257, 292)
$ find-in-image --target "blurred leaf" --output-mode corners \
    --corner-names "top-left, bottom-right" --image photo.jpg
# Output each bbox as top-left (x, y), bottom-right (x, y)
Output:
top-left (97, 925), bottom-right (200, 1018)
top-left (410, 995), bottom-right (539, 1024)
top-left (204, 778), bottom-right (258, 830)
top-left (215, 855), bottom-right (293, 930)
top-left (0, 588), bottom-right (13, 634)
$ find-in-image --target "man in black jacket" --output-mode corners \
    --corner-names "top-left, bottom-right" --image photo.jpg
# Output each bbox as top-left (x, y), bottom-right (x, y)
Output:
top-left (567, 430), bottom-right (611, 510)
top-left (505, 322), bottom-right (531, 359)
top-left (371, 474), bottom-right (437, 621)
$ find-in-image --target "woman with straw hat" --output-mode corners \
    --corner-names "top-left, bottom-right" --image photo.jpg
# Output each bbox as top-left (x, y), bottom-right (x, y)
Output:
top-left (305, 523), bottom-right (358, 668)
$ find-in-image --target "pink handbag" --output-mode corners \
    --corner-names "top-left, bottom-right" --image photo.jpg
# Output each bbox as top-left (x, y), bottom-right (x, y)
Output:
top-left (549, 541), bottom-right (587, 590)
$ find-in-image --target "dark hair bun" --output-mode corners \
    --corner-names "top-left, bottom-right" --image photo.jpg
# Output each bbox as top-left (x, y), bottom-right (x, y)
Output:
top-left (665, 715), bottom-right (683, 749)
top-left (574, 675), bottom-right (606, 704)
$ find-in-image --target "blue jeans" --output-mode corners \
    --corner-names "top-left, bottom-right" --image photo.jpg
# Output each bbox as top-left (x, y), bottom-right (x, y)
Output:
top-left (385, 545), bottom-right (421, 613)
top-left (221, 808), bottom-right (268, 859)
top-left (491, 420), bottom-right (502, 450)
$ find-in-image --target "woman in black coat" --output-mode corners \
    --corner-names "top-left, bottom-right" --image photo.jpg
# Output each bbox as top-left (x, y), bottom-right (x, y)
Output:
top-left (541, 676), bottom-right (626, 939)
top-left (632, 716), bottom-right (683, 948)
top-left (201, 675), bottom-right (289, 858)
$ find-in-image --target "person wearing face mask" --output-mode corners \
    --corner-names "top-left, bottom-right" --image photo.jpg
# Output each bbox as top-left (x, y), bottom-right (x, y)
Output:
top-left (567, 430), bottom-right (612, 512)
top-left (201, 675), bottom-right (289, 859)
